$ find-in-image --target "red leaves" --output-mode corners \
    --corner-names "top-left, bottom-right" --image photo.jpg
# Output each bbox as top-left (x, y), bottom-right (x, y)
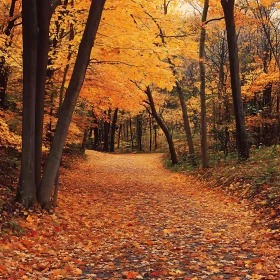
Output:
top-left (1, 151), bottom-right (280, 278)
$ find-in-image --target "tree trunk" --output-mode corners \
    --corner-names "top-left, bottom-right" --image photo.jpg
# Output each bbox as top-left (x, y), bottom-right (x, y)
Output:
top-left (218, 31), bottom-right (226, 124)
top-left (149, 115), bottom-right (152, 152)
top-left (176, 80), bottom-right (196, 163)
top-left (136, 114), bottom-right (142, 152)
top-left (146, 86), bottom-right (178, 165)
top-left (38, 0), bottom-right (106, 208)
top-left (17, 0), bottom-right (38, 208)
top-left (154, 124), bottom-right (158, 150)
top-left (35, 0), bottom-right (51, 192)
top-left (82, 129), bottom-right (89, 151)
top-left (129, 117), bottom-right (134, 150)
top-left (0, 0), bottom-right (19, 109)
top-left (117, 123), bottom-right (122, 149)
top-left (0, 57), bottom-right (9, 109)
top-left (103, 110), bottom-right (111, 152)
top-left (221, 0), bottom-right (250, 161)
top-left (110, 108), bottom-right (118, 152)
top-left (199, 0), bottom-right (209, 168)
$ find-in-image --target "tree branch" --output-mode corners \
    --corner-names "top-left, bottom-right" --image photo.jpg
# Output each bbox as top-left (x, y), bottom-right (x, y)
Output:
top-left (204, 16), bottom-right (225, 25)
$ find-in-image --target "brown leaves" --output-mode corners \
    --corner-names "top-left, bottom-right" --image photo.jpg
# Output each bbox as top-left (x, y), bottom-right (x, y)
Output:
top-left (1, 151), bottom-right (280, 279)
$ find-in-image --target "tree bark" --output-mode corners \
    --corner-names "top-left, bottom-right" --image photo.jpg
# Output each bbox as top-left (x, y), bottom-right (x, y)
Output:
top-left (199, 0), bottom-right (209, 168)
top-left (221, 0), bottom-right (250, 160)
top-left (38, 0), bottom-right (106, 208)
top-left (17, 0), bottom-right (38, 208)
top-left (103, 110), bottom-right (111, 152)
top-left (117, 123), bottom-right (122, 149)
top-left (136, 114), bottom-right (142, 152)
top-left (146, 86), bottom-right (178, 165)
top-left (0, 0), bottom-right (18, 109)
top-left (149, 115), bottom-right (152, 152)
top-left (35, 0), bottom-right (52, 192)
top-left (129, 116), bottom-right (134, 150)
top-left (176, 80), bottom-right (196, 163)
top-left (110, 108), bottom-right (118, 152)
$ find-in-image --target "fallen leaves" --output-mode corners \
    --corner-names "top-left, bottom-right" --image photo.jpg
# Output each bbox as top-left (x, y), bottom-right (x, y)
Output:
top-left (1, 151), bottom-right (280, 279)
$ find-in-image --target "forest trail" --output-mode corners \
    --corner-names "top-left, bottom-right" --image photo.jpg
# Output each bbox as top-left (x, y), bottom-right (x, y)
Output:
top-left (2, 151), bottom-right (280, 279)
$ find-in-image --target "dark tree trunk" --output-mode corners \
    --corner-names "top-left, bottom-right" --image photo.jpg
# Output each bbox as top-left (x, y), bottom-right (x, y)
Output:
top-left (0, 57), bottom-right (8, 109)
top-left (0, 0), bottom-right (18, 109)
top-left (129, 117), bottom-right (134, 150)
top-left (149, 115), bottom-right (152, 152)
top-left (117, 123), bottom-right (122, 149)
top-left (199, 0), bottom-right (209, 168)
top-left (136, 115), bottom-right (142, 152)
top-left (82, 129), bottom-right (89, 151)
top-left (176, 80), bottom-right (195, 163)
top-left (154, 124), bottom-right (158, 150)
top-left (35, 0), bottom-right (51, 193)
top-left (38, 0), bottom-right (106, 208)
top-left (146, 86), bottom-right (178, 165)
top-left (103, 110), bottom-right (111, 152)
top-left (218, 31), bottom-right (226, 124)
top-left (110, 108), bottom-right (118, 152)
top-left (17, 0), bottom-right (38, 208)
top-left (221, 0), bottom-right (249, 161)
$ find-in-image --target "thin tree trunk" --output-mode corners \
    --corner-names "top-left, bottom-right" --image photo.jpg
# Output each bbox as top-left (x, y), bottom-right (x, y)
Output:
top-left (149, 115), bottom-right (152, 152)
top-left (176, 80), bottom-right (196, 164)
top-left (17, 0), bottom-right (38, 208)
top-left (221, 0), bottom-right (250, 160)
top-left (110, 108), bottom-right (118, 152)
top-left (136, 114), bottom-right (142, 152)
top-left (154, 123), bottom-right (158, 150)
top-left (199, 0), bottom-right (209, 168)
top-left (129, 117), bottom-right (134, 150)
top-left (117, 123), bottom-right (122, 149)
top-left (0, 57), bottom-right (9, 109)
top-left (218, 31), bottom-right (226, 124)
top-left (38, 0), bottom-right (106, 209)
top-left (82, 129), bottom-right (89, 151)
top-left (146, 86), bottom-right (178, 165)
top-left (0, 0), bottom-right (18, 109)
top-left (103, 110), bottom-right (111, 152)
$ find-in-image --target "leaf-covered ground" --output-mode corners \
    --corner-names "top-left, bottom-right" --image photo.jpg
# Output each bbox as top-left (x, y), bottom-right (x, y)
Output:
top-left (1, 151), bottom-right (280, 279)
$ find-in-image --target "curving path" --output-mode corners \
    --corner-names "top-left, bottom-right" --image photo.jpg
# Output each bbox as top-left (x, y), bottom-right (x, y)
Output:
top-left (66, 151), bottom-right (280, 279)
top-left (2, 150), bottom-right (280, 279)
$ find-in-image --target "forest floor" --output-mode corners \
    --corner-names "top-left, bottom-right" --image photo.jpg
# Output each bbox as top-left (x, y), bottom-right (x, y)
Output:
top-left (1, 150), bottom-right (280, 279)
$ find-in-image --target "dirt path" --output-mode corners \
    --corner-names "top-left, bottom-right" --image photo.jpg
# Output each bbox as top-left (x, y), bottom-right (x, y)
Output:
top-left (2, 151), bottom-right (280, 279)
top-left (66, 151), bottom-right (280, 279)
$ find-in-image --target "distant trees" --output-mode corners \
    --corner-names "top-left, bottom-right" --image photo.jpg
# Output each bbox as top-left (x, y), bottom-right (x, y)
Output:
top-left (2, 0), bottom-right (280, 210)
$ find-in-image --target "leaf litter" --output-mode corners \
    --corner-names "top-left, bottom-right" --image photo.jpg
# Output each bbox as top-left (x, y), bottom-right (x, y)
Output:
top-left (1, 150), bottom-right (280, 279)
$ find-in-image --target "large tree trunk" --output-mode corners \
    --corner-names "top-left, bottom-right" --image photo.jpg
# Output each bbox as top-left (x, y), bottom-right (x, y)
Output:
top-left (35, 0), bottom-right (51, 192)
top-left (110, 108), bottom-right (118, 152)
top-left (38, 0), bottom-right (106, 208)
top-left (176, 80), bottom-right (195, 163)
top-left (199, 0), bottom-right (209, 168)
top-left (17, 0), bottom-right (38, 208)
top-left (221, 0), bottom-right (250, 161)
top-left (146, 86), bottom-right (178, 165)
